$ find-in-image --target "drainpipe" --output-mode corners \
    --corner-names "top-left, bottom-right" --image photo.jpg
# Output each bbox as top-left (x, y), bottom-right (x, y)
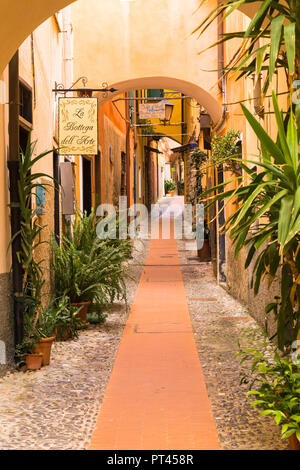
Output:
top-left (7, 51), bottom-right (24, 348)
top-left (214, 2), bottom-right (227, 283)
top-left (125, 92), bottom-right (131, 209)
top-left (213, 1), bottom-right (227, 133)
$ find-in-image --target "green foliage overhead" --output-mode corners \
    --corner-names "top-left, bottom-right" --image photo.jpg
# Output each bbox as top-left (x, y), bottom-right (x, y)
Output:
top-left (203, 92), bottom-right (300, 350)
top-left (194, 0), bottom-right (299, 93)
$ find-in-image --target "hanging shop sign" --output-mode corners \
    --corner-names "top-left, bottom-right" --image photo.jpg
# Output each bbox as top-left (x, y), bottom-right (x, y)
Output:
top-left (139, 101), bottom-right (166, 120)
top-left (58, 97), bottom-right (98, 155)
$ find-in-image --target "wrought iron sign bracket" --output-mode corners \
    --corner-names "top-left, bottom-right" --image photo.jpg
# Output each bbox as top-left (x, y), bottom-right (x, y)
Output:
top-left (53, 77), bottom-right (117, 98)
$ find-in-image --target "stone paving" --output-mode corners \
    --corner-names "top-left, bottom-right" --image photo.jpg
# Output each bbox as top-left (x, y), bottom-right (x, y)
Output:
top-left (0, 233), bottom-right (289, 450)
top-left (177, 239), bottom-right (288, 450)
top-left (0, 240), bottom-right (149, 450)
top-left (89, 233), bottom-right (220, 450)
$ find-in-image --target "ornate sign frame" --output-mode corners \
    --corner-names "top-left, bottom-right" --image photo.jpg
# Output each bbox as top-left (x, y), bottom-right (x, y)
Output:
top-left (58, 97), bottom-right (98, 155)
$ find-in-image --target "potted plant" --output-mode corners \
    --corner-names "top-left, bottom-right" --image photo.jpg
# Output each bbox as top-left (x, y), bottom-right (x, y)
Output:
top-left (50, 295), bottom-right (82, 341)
top-left (15, 336), bottom-right (43, 371)
top-left (52, 210), bottom-right (131, 321)
top-left (33, 304), bottom-right (58, 365)
top-left (238, 344), bottom-right (300, 449)
top-left (164, 179), bottom-right (176, 197)
top-left (10, 138), bottom-right (56, 369)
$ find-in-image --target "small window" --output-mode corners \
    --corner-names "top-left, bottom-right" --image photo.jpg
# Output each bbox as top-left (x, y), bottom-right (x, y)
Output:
top-left (19, 81), bottom-right (33, 124)
top-left (147, 89), bottom-right (164, 100)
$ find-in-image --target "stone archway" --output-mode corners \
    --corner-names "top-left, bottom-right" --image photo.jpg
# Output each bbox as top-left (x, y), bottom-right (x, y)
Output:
top-left (0, 0), bottom-right (255, 123)
top-left (98, 77), bottom-right (223, 125)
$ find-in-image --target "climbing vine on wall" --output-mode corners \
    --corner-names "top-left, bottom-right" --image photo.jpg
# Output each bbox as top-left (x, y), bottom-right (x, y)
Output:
top-left (211, 130), bottom-right (242, 175)
top-left (188, 148), bottom-right (208, 205)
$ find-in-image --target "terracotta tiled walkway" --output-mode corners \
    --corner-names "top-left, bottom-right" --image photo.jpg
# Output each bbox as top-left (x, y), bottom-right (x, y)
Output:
top-left (89, 216), bottom-right (220, 450)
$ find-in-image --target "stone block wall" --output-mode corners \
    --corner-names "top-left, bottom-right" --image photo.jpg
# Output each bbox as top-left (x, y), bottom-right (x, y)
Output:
top-left (0, 273), bottom-right (14, 376)
top-left (225, 235), bottom-right (279, 338)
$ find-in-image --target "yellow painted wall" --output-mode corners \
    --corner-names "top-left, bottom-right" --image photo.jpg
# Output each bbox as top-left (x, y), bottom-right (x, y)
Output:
top-left (0, 9), bottom-right (72, 276)
top-left (71, 0), bottom-right (223, 125)
top-left (149, 91), bottom-right (183, 145)
top-left (0, 0), bottom-right (257, 77)
top-left (0, 67), bottom-right (10, 274)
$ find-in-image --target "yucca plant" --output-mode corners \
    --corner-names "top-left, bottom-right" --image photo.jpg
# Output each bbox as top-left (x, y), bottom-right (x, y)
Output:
top-left (204, 91), bottom-right (300, 350)
top-left (10, 138), bottom-right (55, 352)
top-left (194, 0), bottom-right (299, 93)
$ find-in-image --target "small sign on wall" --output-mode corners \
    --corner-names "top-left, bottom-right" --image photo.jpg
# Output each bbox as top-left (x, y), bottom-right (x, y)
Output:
top-left (36, 182), bottom-right (46, 215)
top-left (58, 97), bottom-right (98, 155)
top-left (139, 102), bottom-right (166, 120)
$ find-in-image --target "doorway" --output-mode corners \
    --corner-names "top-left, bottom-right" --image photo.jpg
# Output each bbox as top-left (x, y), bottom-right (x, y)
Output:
top-left (82, 156), bottom-right (92, 215)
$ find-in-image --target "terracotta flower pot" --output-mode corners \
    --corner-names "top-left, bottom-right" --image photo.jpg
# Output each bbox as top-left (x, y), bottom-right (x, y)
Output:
top-left (71, 301), bottom-right (90, 323)
top-left (33, 336), bottom-right (55, 366)
top-left (289, 434), bottom-right (300, 450)
top-left (54, 324), bottom-right (72, 341)
top-left (25, 353), bottom-right (43, 370)
top-left (168, 190), bottom-right (174, 197)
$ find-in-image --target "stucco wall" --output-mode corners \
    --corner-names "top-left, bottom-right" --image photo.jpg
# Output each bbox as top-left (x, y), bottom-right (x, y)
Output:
top-left (0, 10), bottom-right (73, 369)
top-left (102, 115), bottom-right (126, 207)
top-left (225, 236), bottom-right (280, 338)
top-left (71, 0), bottom-right (223, 125)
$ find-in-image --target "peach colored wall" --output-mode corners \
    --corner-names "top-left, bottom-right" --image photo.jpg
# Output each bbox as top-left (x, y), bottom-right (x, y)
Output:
top-left (71, 0), bottom-right (223, 125)
top-left (0, 67), bottom-right (10, 274)
top-left (0, 9), bottom-right (73, 276)
top-left (0, 0), bottom-right (257, 76)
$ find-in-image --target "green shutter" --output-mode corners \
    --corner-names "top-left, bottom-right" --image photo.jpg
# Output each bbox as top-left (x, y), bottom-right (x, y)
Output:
top-left (147, 89), bottom-right (164, 99)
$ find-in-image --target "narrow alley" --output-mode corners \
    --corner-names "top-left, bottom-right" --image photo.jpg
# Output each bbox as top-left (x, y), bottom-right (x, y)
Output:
top-left (0, 0), bottom-right (299, 454)
top-left (0, 198), bottom-right (288, 450)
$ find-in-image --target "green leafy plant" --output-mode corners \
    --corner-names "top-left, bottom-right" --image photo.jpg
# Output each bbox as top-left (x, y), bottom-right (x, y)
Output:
top-left (211, 130), bottom-right (242, 175)
top-left (164, 179), bottom-right (176, 193)
top-left (194, 0), bottom-right (299, 93)
top-left (52, 210), bottom-right (132, 313)
top-left (188, 149), bottom-right (208, 204)
top-left (10, 138), bottom-right (55, 353)
top-left (238, 343), bottom-right (300, 442)
top-left (15, 336), bottom-right (38, 358)
top-left (203, 91), bottom-right (300, 350)
top-left (44, 295), bottom-right (82, 341)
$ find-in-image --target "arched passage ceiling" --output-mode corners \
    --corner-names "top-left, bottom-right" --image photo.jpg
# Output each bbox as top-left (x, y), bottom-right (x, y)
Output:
top-left (0, 0), bottom-right (260, 125)
top-left (72, 0), bottom-right (225, 124)
top-left (98, 77), bottom-right (221, 126)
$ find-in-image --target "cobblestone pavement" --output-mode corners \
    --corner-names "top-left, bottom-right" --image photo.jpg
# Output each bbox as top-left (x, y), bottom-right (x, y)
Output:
top-left (0, 235), bottom-right (289, 450)
top-left (177, 240), bottom-right (288, 450)
top-left (0, 240), bottom-right (149, 450)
